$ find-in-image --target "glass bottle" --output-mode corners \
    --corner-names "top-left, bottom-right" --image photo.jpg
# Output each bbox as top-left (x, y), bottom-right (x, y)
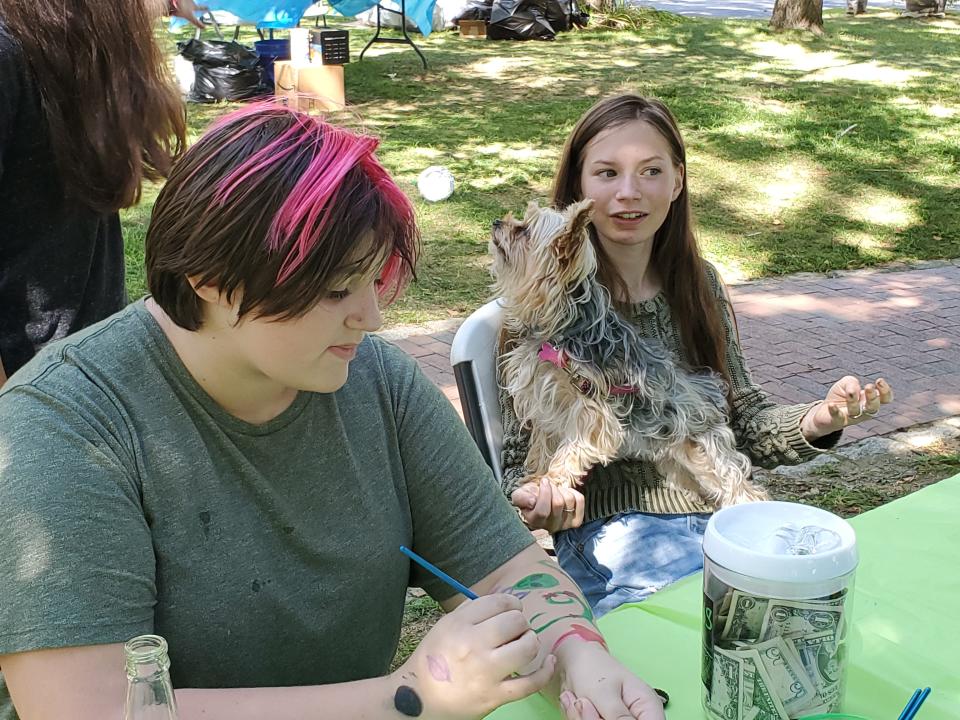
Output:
top-left (124, 634), bottom-right (180, 720)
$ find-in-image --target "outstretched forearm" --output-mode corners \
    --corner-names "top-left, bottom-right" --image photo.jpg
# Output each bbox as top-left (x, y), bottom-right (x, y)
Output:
top-left (177, 676), bottom-right (419, 720)
top-left (473, 545), bottom-right (605, 683)
top-left (2, 643), bottom-right (427, 720)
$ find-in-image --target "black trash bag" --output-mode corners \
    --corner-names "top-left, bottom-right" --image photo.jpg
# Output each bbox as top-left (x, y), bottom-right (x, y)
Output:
top-left (543, 0), bottom-right (580, 31)
top-left (454, 0), bottom-right (493, 24)
top-left (488, 0), bottom-right (556, 40)
top-left (178, 39), bottom-right (268, 103)
top-left (564, 0), bottom-right (590, 28)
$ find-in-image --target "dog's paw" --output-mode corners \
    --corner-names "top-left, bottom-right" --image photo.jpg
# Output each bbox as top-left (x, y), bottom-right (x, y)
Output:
top-left (541, 472), bottom-right (579, 491)
top-left (680, 486), bottom-right (706, 504)
top-left (719, 483), bottom-right (770, 507)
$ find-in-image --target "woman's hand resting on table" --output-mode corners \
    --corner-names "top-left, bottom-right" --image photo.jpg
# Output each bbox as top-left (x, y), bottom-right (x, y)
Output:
top-left (555, 642), bottom-right (666, 720)
top-left (392, 593), bottom-right (556, 720)
top-left (800, 377), bottom-right (894, 441)
top-left (511, 477), bottom-right (585, 533)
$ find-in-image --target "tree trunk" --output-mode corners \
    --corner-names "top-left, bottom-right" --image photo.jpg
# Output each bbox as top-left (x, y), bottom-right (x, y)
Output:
top-left (846, 0), bottom-right (867, 14)
top-left (904, 0), bottom-right (946, 14)
top-left (770, 0), bottom-right (825, 33)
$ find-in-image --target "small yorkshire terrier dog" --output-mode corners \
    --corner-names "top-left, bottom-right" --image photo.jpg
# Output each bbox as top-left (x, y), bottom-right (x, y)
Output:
top-left (490, 200), bottom-right (768, 508)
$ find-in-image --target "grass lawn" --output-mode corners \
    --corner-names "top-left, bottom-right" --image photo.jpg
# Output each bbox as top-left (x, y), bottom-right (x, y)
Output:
top-left (133, 9), bottom-right (960, 326)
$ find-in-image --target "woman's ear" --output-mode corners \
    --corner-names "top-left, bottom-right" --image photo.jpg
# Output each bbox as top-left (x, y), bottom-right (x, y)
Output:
top-left (187, 276), bottom-right (241, 312)
top-left (672, 164), bottom-right (685, 202)
top-left (188, 276), bottom-right (244, 325)
top-left (187, 276), bottom-right (223, 305)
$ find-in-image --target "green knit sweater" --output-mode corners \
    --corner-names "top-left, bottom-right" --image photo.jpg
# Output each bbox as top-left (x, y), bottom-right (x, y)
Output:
top-left (498, 264), bottom-right (841, 520)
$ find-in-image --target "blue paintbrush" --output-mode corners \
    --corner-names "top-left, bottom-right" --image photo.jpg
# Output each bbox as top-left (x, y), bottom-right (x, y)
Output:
top-left (399, 545), bottom-right (479, 600)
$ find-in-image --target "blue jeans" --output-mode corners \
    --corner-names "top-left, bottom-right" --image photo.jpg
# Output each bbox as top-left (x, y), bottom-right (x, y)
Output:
top-left (554, 512), bottom-right (712, 618)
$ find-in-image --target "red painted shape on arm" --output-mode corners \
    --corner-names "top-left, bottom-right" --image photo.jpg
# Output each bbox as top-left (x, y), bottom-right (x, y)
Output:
top-left (549, 623), bottom-right (608, 654)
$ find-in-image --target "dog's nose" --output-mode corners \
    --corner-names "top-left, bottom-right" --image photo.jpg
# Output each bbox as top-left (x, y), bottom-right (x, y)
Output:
top-left (492, 219), bottom-right (502, 229)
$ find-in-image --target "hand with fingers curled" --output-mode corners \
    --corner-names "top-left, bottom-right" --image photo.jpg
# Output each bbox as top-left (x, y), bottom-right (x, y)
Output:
top-left (511, 477), bottom-right (586, 533)
top-left (391, 593), bottom-right (557, 720)
top-left (800, 376), bottom-right (894, 441)
top-left (168, 0), bottom-right (208, 28)
top-left (554, 641), bottom-right (666, 720)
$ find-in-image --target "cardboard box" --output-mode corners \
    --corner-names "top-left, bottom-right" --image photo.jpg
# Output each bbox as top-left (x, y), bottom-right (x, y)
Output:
top-left (459, 20), bottom-right (487, 38)
top-left (274, 60), bottom-right (345, 113)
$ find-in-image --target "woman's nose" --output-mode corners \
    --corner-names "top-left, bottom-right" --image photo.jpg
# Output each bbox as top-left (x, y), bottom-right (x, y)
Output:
top-left (346, 282), bottom-right (383, 332)
top-left (615, 176), bottom-right (642, 200)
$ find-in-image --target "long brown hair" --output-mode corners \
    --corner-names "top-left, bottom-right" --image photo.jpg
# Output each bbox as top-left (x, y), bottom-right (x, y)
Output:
top-left (0, 0), bottom-right (186, 212)
top-left (551, 94), bottom-right (732, 390)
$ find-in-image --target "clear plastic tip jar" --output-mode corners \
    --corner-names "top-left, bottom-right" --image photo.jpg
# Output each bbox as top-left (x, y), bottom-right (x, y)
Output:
top-left (701, 501), bottom-right (858, 720)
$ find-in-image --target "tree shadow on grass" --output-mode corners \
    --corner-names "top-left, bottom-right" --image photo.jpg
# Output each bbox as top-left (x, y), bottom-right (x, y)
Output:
top-left (167, 15), bottom-right (959, 320)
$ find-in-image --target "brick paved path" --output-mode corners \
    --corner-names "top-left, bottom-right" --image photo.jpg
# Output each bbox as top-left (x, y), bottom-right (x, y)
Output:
top-left (379, 262), bottom-right (960, 445)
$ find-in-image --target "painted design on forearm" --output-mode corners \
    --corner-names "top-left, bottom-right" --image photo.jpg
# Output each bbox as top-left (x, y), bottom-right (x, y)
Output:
top-left (496, 572), bottom-right (560, 600)
top-left (529, 590), bottom-right (595, 634)
top-left (549, 623), bottom-right (609, 653)
top-left (394, 685), bottom-right (423, 717)
top-left (427, 654), bottom-right (451, 682)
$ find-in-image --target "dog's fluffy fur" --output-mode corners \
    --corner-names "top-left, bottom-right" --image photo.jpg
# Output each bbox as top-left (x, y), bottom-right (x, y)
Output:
top-left (490, 199), bottom-right (768, 508)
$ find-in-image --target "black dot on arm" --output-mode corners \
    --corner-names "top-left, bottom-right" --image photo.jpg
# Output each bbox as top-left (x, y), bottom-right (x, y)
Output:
top-left (394, 685), bottom-right (423, 717)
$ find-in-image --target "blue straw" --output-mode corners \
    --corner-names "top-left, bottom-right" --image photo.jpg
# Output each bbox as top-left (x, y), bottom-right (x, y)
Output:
top-left (400, 545), bottom-right (479, 600)
top-left (902, 687), bottom-right (932, 720)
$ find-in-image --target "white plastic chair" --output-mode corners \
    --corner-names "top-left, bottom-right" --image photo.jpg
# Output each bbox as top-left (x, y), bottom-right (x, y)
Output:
top-left (450, 299), bottom-right (505, 484)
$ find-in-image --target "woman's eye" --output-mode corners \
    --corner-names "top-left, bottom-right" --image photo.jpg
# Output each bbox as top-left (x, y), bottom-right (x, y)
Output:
top-left (597, 169), bottom-right (616, 178)
top-left (645, 167), bottom-right (663, 176)
top-left (328, 289), bottom-right (350, 301)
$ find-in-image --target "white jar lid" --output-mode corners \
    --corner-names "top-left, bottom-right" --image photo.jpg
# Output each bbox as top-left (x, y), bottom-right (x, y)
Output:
top-left (703, 501), bottom-right (858, 584)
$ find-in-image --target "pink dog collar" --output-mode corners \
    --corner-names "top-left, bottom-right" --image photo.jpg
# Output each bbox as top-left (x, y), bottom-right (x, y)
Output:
top-left (538, 342), bottom-right (637, 397)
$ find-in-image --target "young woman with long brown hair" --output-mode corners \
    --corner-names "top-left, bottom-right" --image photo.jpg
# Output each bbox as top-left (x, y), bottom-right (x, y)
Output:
top-left (499, 94), bottom-right (894, 621)
top-left (0, 0), bottom-right (203, 385)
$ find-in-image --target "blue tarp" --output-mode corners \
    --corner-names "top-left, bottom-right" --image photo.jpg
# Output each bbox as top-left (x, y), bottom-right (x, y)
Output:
top-left (329, 0), bottom-right (436, 35)
top-left (177, 0), bottom-right (437, 35)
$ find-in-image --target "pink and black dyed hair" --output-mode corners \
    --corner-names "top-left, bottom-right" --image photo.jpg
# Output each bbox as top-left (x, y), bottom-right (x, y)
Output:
top-left (146, 102), bottom-right (419, 330)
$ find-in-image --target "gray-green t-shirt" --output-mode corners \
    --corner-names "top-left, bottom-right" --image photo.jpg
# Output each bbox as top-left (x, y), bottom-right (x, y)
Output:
top-left (0, 300), bottom-right (533, 719)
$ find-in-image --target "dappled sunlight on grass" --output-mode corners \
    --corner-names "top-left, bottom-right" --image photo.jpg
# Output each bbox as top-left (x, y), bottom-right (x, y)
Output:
top-left (156, 13), bottom-right (960, 323)
top-left (761, 162), bottom-right (821, 217)
top-left (691, 152), bottom-right (826, 222)
top-left (747, 40), bottom-right (844, 72)
top-left (806, 61), bottom-right (927, 86)
top-left (927, 104), bottom-right (957, 119)
top-left (474, 143), bottom-right (555, 162)
top-left (833, 230), bottom-right (893, 260)
top-left (843, 190), bottom-right (920, 228)
top-left (751, 97), bottom-right (793, 115)
top-left (743, 39), bottom-right (928, 86)
top-left (411, 147), bottom-right (444, 159)
top-left (630, 43), bottom-right (687, 55)
top-left (466, 55), bottom-right (538, 78)
top-left (926, 17), bottom-right (960, 30)
top-left (467, 176), bottom-right (510, 190)
top-left (703, 252), bottom-right (755, 285)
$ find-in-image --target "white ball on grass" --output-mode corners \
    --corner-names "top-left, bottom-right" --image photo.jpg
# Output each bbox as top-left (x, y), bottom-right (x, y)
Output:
top-left (417, 165), bottom-right (455, 203)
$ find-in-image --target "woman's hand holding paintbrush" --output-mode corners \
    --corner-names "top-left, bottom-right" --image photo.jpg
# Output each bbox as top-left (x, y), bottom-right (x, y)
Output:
top-left (397, 545), bottom-right (666, 720)
top-left (393, 546), bottom-right (555, 719)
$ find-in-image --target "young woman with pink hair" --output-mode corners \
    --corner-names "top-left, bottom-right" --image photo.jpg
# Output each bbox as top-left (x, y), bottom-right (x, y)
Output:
top-left (0, 104), bottom-right (666, 720)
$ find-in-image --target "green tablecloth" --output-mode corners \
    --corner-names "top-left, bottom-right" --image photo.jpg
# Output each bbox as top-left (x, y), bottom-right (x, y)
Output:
top-left (487, 473), bottom-right (960, 720)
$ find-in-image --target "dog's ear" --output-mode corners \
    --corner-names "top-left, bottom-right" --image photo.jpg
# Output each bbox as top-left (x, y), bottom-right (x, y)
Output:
top-left (567, 199), bottom-right (593, 238)
top-left (553, 199), bottom-right (593, 264)
top-left (523, 200), bottom-right (541, 222)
